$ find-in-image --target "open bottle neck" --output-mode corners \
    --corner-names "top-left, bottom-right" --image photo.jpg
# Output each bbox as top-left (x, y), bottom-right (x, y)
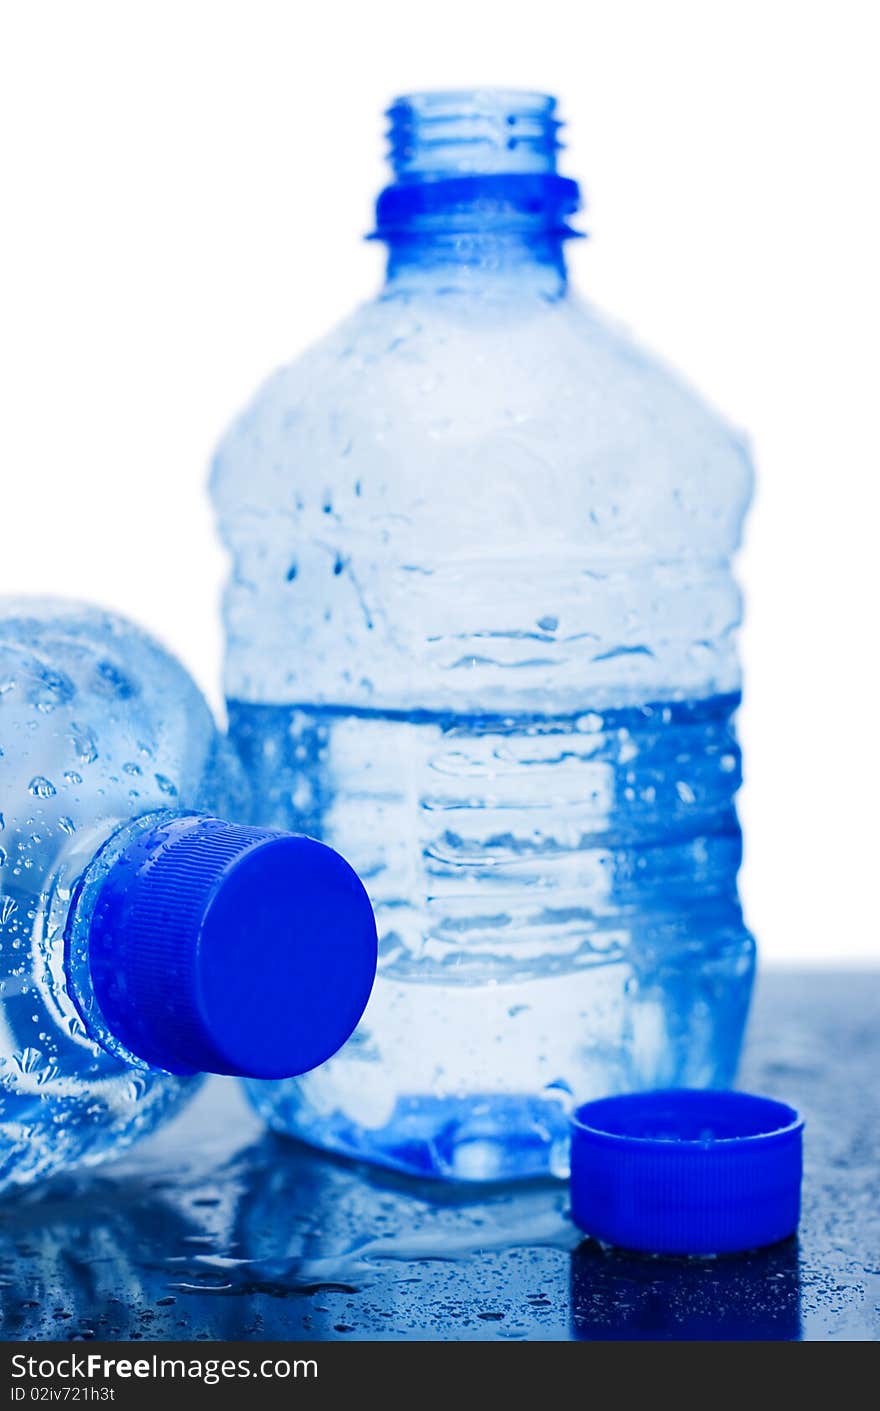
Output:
top-left (382, 230), bottom-right (571, 297)
top-left (372, 90), bottom-right (581, 296)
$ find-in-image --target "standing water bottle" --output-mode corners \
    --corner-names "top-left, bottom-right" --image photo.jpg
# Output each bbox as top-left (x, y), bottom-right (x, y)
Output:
top-left (0, 599), bottom-right (376, 1190)
top-left (212, 91), bottom-right (755, 1181)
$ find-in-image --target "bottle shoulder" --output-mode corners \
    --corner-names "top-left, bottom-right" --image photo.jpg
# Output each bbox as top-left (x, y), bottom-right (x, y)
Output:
top-left (211, 287), bottom-right (753, 504)
top-left (0, 598), bottom-right (226, 845)
top-left (214, 293), bottom-right (752, 713)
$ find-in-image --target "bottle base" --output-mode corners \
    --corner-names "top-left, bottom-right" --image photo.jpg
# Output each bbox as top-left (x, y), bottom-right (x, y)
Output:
top-left (244, 934), bottom-right (755, 1183)
top-left (247, 1046), bottom-right (745, 1185)
top-left (250, 1089), bottom-right (574, 1182)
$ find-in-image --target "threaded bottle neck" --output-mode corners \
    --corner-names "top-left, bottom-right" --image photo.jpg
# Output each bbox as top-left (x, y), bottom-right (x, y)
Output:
top-left (387, 90), bottom-right (564, 179)
top-left (373, 90), bottom-right (582, 283)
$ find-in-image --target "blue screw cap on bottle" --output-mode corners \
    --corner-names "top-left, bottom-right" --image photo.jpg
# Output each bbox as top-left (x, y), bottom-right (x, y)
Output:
top-left (84, 815), bottom-right (378, 1079)
top-left (570, 1089), bottom-right (804, 1256)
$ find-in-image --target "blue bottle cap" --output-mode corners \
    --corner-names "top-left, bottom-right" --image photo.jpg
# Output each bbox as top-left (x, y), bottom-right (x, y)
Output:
top-left (570, 1089), bottom-right (803, 1255)
top-left (86, 815), bottom-right (378, 1079)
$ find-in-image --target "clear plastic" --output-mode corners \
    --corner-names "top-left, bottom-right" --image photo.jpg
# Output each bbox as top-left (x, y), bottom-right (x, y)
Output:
top-left (0, 598), bottom-right (241, 1189)
top-left (212, 91), bottom-right (756, 1180)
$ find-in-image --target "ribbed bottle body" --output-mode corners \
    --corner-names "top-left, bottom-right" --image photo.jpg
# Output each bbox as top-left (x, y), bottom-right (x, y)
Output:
top-left (213, 91), bottom-right (755, 1179)
top-left (214, 285), bottom-right (755, 1179)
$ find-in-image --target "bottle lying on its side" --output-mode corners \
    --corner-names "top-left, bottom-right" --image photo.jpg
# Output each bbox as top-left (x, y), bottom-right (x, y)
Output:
top-left (0, 598), bottom-right (377, 1191)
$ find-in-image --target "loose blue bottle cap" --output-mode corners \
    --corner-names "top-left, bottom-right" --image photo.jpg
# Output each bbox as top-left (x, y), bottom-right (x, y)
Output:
top-left (570, 1089), bottom-right (803, 1256)
top-left (86, 815), bottom-right (378, 1079)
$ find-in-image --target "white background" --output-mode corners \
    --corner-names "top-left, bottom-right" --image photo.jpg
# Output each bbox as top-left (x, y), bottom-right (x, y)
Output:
top-left (1, 2), bottom-right (877, 965)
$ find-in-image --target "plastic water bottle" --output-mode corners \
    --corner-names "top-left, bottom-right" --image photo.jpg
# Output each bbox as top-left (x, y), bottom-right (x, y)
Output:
top-left (0, 598), bottom-right (377, 1190)
top-left (212, 90), bottom-right (755, 1181)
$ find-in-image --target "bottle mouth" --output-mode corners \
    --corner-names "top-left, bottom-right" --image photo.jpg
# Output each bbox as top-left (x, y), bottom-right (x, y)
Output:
top-left (375, 89), bottom-right (581, 248)
top-left (386, 90), bottom-right (562, 181)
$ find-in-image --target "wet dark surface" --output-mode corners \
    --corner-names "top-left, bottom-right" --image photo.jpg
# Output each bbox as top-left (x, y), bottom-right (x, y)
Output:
top-left (0, 971), bottom-right (877, 1341)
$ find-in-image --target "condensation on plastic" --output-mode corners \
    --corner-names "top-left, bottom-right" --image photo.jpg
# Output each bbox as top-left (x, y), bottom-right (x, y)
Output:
top-left (212, 91), bottom-right (756, 1181)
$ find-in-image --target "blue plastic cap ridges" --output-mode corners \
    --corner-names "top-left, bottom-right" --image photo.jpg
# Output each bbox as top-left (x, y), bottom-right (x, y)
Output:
top-left (570, 1089), bottom-right (803, 1256)
top-left (87, 815), bottom-right (378, 1079)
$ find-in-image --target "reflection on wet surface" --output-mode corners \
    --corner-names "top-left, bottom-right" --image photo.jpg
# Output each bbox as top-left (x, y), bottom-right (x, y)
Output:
top-left (0, 973), bottom-right (877, 1340)
top-left (571, 1237), bottom-right (801, 1340)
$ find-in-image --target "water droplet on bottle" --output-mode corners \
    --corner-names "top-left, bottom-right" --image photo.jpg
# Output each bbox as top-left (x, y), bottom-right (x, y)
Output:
top-left (29, 776), bottom-right (57, 799)
top-left (93, 659), bottom-right (135, 699)
top-left (125, 1074), bottom-right (147, 1103)
top-left (14, 1046), bottom-right (46, 1075)
top-left (27, 666), bottom-right (75, 711)
top-left (69, 723), bottom-right (98, 764)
